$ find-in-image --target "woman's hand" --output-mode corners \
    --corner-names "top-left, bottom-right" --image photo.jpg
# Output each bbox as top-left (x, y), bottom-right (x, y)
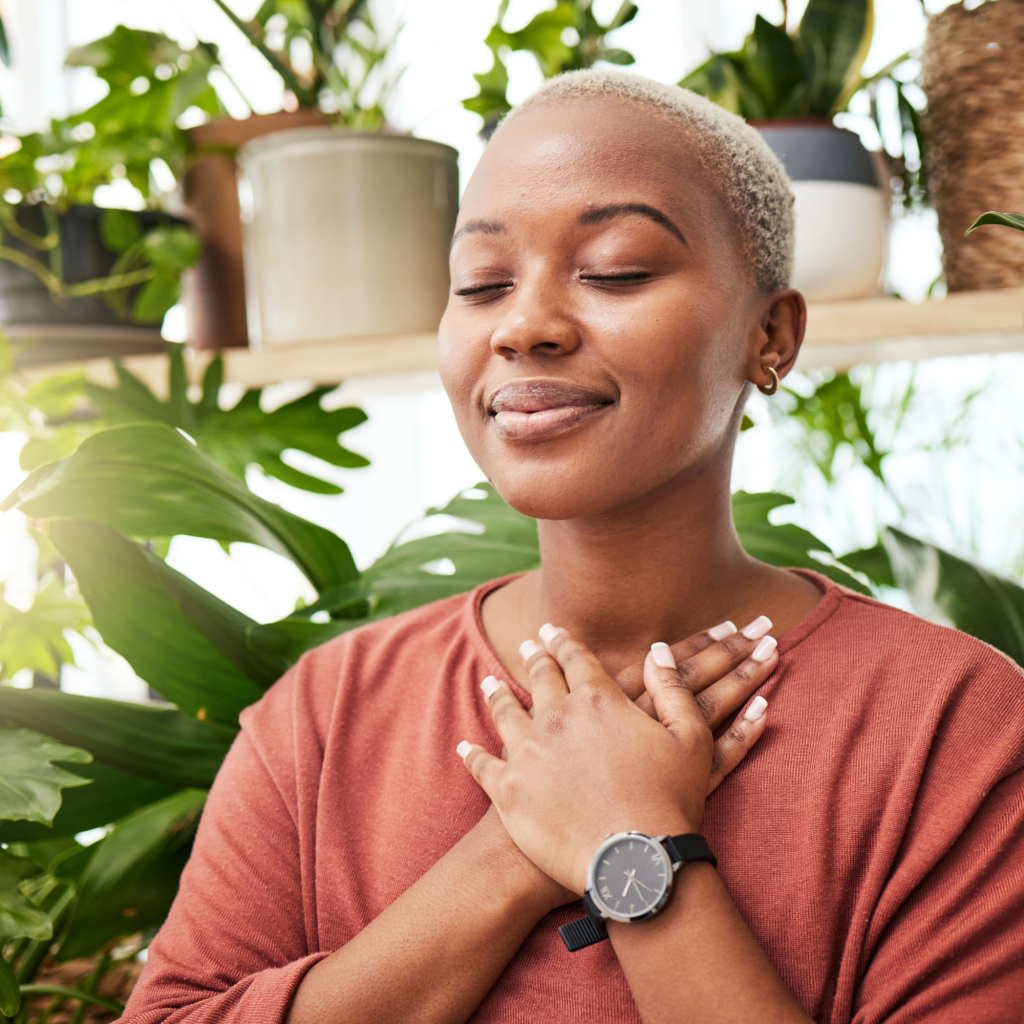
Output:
top-left (458, 619), bottom-right (777, 894)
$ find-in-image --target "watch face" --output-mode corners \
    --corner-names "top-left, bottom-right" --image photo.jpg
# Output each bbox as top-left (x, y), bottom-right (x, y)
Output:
top-left (589, 833), bottom-right (672, 923)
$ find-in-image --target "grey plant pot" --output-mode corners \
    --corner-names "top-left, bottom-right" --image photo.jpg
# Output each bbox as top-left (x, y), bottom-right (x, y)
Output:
top-left (756, 123), bottom-right (888, 301)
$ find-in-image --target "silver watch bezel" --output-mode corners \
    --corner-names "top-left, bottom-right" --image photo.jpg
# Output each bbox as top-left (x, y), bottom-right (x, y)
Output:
top-left (585, 831), bottom-right (674, 924)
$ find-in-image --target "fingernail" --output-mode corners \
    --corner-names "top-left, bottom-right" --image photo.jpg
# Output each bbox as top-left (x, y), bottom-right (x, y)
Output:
top-left (708, 620), bottom-right (737, 641)
top-left (743, 696), bottom-right (768, 722)
top-left (751, 636), bottom-right (777, 662)
top-left (480, 675), bottom-right (501, 698)
top-left (519, 639), bottom-right (542, 661)
top-left (741, 615), bottom-right (772, 640)
top-left (650, 642), bottom-right (676, 669)
top-left (456, 740), bottom-right (473, 760)
top-left (538, 623), bottom-right (559, 644)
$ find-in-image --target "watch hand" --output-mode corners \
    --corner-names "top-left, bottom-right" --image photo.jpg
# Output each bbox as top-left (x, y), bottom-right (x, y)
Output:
top-left (631, 877), bottom-right (656, 894)
top-left (622, 873), bottom-right (634, 898)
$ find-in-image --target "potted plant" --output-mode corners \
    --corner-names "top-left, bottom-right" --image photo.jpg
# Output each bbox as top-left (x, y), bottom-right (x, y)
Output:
top-left (680, 0), bottom-right (923, 302)
top-left (463, 0), bottom-right (640, 138)
top-left (0, 27), bottom-right (217, 367)
top-left (922, 1), bottom-right (1024, 292)
top-left (184, 0), bottom-right (458, 350)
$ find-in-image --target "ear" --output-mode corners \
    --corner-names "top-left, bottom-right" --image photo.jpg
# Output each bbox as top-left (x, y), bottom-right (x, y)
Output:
top-left (745, 289), bottom-right (806, 391)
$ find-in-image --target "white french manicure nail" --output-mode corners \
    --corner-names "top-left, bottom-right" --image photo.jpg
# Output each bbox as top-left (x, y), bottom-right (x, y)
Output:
top-left (650, 642), bottom-right (676, 669)
top-left (741, 615), bottom-right (773, 640)
top-left (456, 741), bottom-right (473, 760)
top-left (519, 639), bottom-right (542, 661)
top-left (750, 636), bottom-right (777, 662)
top-left (743, 696), bottom-right (768, 722)
top-left (708, 620), bottom-right (737, 641)
top-left (538, 623), bottom-right (559, 644)
top-left (480, 675), bottom-right (501, 698)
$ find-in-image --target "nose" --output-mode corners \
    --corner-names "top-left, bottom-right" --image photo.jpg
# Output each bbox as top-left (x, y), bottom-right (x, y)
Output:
top-left (489, 278), bottom-right (581, 360)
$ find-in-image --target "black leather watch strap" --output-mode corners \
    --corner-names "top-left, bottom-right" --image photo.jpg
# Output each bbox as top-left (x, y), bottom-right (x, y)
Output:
top-left (663, 833), bottom-right (717, 870)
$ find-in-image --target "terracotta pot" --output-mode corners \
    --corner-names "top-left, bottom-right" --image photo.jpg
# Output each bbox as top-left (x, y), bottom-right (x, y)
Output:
top-left (181, 110), bottom-right (326, 349)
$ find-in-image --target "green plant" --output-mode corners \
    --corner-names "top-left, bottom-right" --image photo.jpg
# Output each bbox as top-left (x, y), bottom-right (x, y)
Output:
top-left (679, 0), bottom-right (927, 209)
top-left (966, 211), bottom-right (1024, 234)
top-left (0, 26), bottom-right (222, 324)
top-left (464, 0), bottom-right (638, 135)
top-left (210, 0), bottom-right (399, 126)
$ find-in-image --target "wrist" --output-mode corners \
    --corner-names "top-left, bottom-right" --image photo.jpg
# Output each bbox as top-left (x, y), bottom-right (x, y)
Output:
top-left (469, 807), bottom-right (566, 916)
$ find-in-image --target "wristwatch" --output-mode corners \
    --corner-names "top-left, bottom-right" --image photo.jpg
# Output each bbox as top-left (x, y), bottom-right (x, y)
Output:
top-left (558, 832), bottom-right (717, 952)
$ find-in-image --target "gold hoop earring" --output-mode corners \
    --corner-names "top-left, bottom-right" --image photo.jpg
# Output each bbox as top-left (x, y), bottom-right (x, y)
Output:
top-left (757, 366), bottom-right (780, 396)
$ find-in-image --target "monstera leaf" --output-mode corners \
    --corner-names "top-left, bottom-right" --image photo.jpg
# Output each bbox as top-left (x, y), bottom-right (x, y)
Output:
top-left (86, 345), bottom-right (369, 494)
top-left (0, 728), bottom-right (92, 825)
top-left (0, 848), bottom-right (51, 943)
top-left (0, 575), bottom-right (91, 681)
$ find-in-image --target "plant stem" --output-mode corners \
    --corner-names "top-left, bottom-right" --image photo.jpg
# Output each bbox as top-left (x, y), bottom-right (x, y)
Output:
top-left (17, 987), bottom-right (123, 1015)
top-left (208, 0), bottom-right (317, 105)
top-left (69, 951), bottom-right (110, 1024)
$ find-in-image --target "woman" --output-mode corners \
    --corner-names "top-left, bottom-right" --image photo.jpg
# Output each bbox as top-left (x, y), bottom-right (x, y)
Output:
top-left (123, 71), bottom-right (1024, 1023)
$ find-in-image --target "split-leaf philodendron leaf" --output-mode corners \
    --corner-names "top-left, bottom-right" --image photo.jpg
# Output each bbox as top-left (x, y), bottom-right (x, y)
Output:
top-left (0, 727), bottom-right (92, 825)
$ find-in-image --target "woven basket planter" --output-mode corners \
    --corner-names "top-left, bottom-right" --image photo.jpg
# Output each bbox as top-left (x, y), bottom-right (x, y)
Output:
top-left (922, 0), bottom-right (1024, 291)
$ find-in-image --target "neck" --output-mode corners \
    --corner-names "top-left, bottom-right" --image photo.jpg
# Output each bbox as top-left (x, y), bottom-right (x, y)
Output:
top-left (524, 457), bottom-right (761, 675)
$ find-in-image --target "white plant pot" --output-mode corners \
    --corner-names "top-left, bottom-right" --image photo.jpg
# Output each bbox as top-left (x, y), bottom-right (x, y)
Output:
top-left (757, 124), bottom-right (888, 302)
top-left (238, 129), bottom-right (459, 346)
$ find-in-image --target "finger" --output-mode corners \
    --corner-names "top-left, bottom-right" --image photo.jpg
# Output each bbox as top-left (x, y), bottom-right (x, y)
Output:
top-left (519, 639), bottom-right (569, 711)
top-left (707, 696), bottom-right (769, 794)
top-left (480, 675), bottom-right (531, 748)
top-left (616, 619), bottom-right (739, 707)
top-left (538, 623), bottom-right (624, 697)
top-left (669, 615), bottom-right (775, 698)
top-left (457, 740), bottom-right (504, 800)
top-left (693, 635), bottom-right (778, 729)
top-left (644, 642), bottom-right (708, 734)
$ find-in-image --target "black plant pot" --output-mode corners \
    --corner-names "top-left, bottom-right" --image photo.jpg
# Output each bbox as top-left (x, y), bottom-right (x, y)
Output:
top-left (0, 204), bottom-right (179, 366)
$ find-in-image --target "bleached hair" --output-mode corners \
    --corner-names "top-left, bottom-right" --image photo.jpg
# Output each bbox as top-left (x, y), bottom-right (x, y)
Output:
top-left (495, 69), bottom-right (794, 293)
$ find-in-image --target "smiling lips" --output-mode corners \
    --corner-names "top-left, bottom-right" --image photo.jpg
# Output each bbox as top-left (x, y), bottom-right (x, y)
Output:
top-left (489, 380), bottom-right (613, 441)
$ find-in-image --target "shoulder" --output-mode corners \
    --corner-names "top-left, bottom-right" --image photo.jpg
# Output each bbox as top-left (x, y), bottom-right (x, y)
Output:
top-left (238, 589), bottom-right (480, 751)
top-left (829, 586), bottom-right (1023, 689)
top-left (788, 581), bottom-right (1024, 745)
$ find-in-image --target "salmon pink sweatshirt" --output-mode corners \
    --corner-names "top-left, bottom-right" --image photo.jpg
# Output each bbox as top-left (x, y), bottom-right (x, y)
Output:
top-left (123, 572), bottom-right (1024, 1023)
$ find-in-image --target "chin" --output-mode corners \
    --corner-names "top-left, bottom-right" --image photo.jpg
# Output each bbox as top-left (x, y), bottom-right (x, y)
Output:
top-left (486, 461), bottom-right (632, 522)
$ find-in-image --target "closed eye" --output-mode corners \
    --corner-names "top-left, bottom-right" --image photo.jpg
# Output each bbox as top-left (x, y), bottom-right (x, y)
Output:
top-left (454, 282), bottom-right (513, 297)
top-left (579, 272), bottom-right (655, 284)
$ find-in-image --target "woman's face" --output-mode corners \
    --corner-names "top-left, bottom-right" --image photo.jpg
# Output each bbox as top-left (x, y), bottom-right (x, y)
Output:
top-left (439, 98), bottom-right (769, 521)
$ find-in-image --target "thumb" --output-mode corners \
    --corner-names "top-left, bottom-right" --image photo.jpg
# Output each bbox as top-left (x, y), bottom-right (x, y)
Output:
top-left (644, 643), bottom-right (705, 735)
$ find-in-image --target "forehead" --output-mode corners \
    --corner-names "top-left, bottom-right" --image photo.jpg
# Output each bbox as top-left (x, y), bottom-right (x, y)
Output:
top-left (459, 98), bottom-right (721, 229)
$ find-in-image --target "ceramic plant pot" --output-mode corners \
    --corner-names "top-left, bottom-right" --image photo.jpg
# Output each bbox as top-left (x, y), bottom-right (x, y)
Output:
top-left (238, 128), bottom-right (459, 347)
top-left (0, 204), bottom-right (173, 366)
top-left (181, 109), bottom-right (327, 349)
top-left (756, 123), bottom-right (888, 301)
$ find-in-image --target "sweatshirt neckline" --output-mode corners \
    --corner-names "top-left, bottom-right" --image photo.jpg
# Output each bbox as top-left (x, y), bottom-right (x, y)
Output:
top-left (463, 569), bottom-right (851, 703)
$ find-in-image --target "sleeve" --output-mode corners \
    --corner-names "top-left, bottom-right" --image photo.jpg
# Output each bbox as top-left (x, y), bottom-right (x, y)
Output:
top-left (851, 766), bottom-right (1024, 1022)
top-left (120, 729), bottom-right (329, 1024)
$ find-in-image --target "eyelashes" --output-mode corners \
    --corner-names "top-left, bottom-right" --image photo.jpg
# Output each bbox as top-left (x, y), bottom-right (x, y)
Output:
top-left (454, 272), bottom-right (655, 299)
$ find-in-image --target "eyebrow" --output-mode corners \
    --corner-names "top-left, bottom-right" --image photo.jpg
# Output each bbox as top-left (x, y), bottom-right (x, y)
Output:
top-left (450, 219), bottom-right (505, 248)
top-left (579, 203), bottom-right (687, 247)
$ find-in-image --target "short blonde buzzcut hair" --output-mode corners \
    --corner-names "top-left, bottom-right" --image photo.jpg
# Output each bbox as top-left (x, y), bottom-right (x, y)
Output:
top-left (494, 69), bottom-right (795, 293)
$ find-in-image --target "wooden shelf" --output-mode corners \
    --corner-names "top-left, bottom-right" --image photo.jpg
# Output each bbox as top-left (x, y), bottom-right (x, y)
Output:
top-left (18, 287), bottom-right (1024, 392)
